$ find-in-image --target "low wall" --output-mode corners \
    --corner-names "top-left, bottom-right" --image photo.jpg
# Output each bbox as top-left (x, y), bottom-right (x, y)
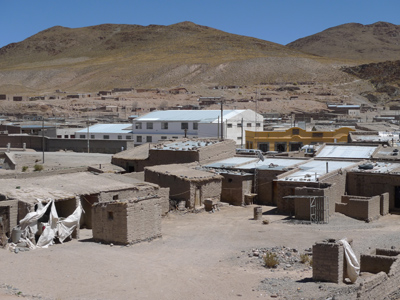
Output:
top-left (336, 195), bottom-right (380, 221)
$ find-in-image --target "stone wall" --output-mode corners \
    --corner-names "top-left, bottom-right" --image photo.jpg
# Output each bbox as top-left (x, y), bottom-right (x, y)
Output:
top-left (92, 196), bottom-right (162, 245)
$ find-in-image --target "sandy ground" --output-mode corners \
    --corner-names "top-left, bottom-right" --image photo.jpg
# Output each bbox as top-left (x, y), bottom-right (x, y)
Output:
top-left (1, 205), bottom-right (400, 300)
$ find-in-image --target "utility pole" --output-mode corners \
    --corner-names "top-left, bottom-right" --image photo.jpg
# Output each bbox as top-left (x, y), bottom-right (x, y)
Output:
top-left (87, 118), bottom-right (90, 154)
top-left (220, 99), bottom-right (224, 140)
top-left (42, 119), bottom-right (45, 163)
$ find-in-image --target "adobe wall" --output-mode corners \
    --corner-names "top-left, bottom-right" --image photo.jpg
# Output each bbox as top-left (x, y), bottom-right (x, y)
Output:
top-left (360, 254), bottom-right (397, 274)
top-left (220, 173), bottom-right (252, 206)
top-left (148, 149), bottom-right (199, 166)
top-left (294, 187), bottom-right (326, 221)
top-left (313, 241), bottom-right (344, 283)
top-left (274, 181), bottom-right (320, 214)
top-left (198, 139), bottom-right (236, 164)
top-left (92, 196), bottom-right (162, 245)
top-left (145, 169), bottom-right (191, 202)
top-left (92, 202), bottom-right (128, 244)
top-left (380, 193), bottom-right (389, 215)
top-left (189, 179), bottom-right (222, 208)
top-left (0, 200), bottom-right (18, 236)
top-left (347, 172), bottom-right (400, 211)
top-left (319, 170), bottom-right (349, 216)
top-left (256, 169), bottom-right (286, 205)
top-left (336, 195), bottom-right (380, 221)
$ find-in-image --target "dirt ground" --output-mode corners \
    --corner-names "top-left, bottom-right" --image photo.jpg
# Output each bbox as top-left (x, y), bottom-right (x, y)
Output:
top-left (1, 205), bottom-right (400, 300)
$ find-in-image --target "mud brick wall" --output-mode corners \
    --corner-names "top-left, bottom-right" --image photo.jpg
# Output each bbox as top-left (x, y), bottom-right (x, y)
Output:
top-left (126, 197), bottom-right (162, 244)
top-left (197, 140), bottom-right (236, 164)
top-left (92, 197), bottom-right (162, 245)
top-left (313, 242), bottom-right (344, 283)
top-left (0, 200), bottom-right (18, 236)
top-left (274, 181), bottom-right (320, 214)
top-left (347, 172), bottom-right (400, 211)
top-left (319, 170), bottom-right (348, 216)
top-left (145, 169), bottom-right (191, 202)
top-left (187, 179), bottom-right (222, 208)
top-left (256, 169), bottom-right (285, 205)
top-left (380, 193), bottom-right (389, 215)
top-left (360, 254), bottom-right (398, 274)
top-left (294, 187), bottom-right (326, 221)
top-left (221, 173), bottom-right (252, 206)
top-left (336, 195), bottom-right (380, 221)
top-left (92, 202), bottom-right (128, 244)
top-left (376, 248), bottom-right (400, 256)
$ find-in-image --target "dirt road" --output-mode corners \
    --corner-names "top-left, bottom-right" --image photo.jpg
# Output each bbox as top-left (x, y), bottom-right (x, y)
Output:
top-left (1, 205), bottom-right (400, 299)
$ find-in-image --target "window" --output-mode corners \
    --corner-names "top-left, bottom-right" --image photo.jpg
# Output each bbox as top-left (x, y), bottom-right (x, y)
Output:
top-left (113, 195), bottom-right (119, 200)
top-left (237, 123), bottom-right (242, 127)
top-left (91, 135), bottom-right (95, 139)
top-left (118, 135), bottom-right (122, 140)
top-left (103, 135), bottom-right (110, 139)
top-left (137, 136), bottom-right (142, 143)
top-left (80, 135), bottom-right (85, 138)
top-left (172, 136), bottom-right (178, 139)
top-left (146, 122), bottom-right (153, 129)
top-left (193, 122), bottom-right (198, 130)
top-left (312, 132), bottom-right (323, 138)
top-left (146, 136), bottom-right (152, 142)
top-left (227, 123), bottom-right (232, 128)
top-left (57, 135), bottom-right (62, 138)
top-left (126, 136), bottom-right (132, 139)
top-left (256, 123), bottom-right (261, 127)
top-left (247, 123), bottom-right (252, 127)
top-left (161, 136), bottom-right (167, 140)
top-left (181, 122), bottom-right (188, 130)
top-left (108, 212), bottom-right (114, 220)
top-left (162, 122), bottom-right (168, 129)
top-left (237, 137), bottom-right (242, 140)
top-left (135, 122), bottom-right (142, 129)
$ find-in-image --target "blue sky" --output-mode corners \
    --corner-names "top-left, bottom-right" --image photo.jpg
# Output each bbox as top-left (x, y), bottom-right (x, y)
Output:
top-left (0, 0), bottom-right (398, 48)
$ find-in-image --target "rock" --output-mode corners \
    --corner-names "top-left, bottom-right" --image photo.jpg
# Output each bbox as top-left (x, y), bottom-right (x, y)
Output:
top-left (14, 248), bottom-right (19, 254)
top-left (110, 243), bottom-right (113, 247)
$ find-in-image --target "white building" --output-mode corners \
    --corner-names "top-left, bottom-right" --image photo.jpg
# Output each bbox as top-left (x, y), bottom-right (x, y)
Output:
top-left (75, 124), bottom-right (133, 140)
top-left (132, 109), bottom-right (263, 145)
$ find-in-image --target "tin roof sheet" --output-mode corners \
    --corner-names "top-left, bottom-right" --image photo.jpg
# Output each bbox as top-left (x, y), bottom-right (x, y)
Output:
top-left (316, 145), bottom-right (377, 159)
top-left (76, 124), bottom-right (132, 134)
top-left (135, 110), bottom-right (245, 123)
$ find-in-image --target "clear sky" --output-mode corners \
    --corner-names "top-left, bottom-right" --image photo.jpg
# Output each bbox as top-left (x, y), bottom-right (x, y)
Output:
top-left (0, 0), bottom-right (398, 48)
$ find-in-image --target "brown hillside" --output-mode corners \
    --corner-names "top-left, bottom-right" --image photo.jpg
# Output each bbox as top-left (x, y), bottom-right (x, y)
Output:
top-left (287, 22), bottom-right (400, 62)
top-left (0, 22), bottom-right (352, 94)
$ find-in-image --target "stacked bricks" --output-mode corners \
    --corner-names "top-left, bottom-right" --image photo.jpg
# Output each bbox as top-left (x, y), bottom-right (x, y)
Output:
top-left (313, 239), bottom-right (344, 283)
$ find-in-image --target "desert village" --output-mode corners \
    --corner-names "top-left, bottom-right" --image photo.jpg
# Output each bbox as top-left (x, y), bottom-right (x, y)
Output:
top-left (0, 86), bottom-right (400, 299)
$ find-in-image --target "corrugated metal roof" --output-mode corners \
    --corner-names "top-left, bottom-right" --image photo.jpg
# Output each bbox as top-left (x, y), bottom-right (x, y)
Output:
top-left (76, 124), bottom-right (132, 134)
top-left (240, 158), bottom-right (305, 170)
top-left (204, 157), bottom-right (257, 168)
top-left (279, 160), bottom-right (357, 182)
top-left (154, 140), bottom-right (221, 151)
top-left (135, 110), bottom-right (245, 123)
top-left (316, 145), bottom-right (377, 159)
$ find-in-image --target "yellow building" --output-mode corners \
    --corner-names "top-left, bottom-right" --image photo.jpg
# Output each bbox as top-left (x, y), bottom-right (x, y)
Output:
top-left (246, 127), bottom-right (355, 152)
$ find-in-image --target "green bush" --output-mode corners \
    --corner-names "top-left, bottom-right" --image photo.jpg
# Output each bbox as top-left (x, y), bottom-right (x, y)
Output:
top-left (263, 252), bottom-right (279, 268)
top-left (21, 166), bottom-right (28, 172)
top-left (300, 253), bottom-right (310, 264)
top-left (33, 164), bottom-right (43, 172)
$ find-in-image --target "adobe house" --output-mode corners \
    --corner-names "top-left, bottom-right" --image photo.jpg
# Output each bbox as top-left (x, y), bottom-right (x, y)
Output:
top-left (144, 164), bottom-right (222, 209)
top-left (346, 161), bottom-right (400, 212)
top-left (274, 159), bottom-right (359, 216)
top-left (203, 156), bottom-right (307, 206)
top-left (92, 195), bottom-right (164, 245)
top-left (0, 172), bottom-right (169, 235)
top-left (112, 138), bottom-right (236, 172)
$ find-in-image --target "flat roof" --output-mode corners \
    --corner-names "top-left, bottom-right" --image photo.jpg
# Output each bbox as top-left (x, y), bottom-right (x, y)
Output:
top-left (204, 157), bottom-right (258, 168)
top-left (153, 140), bottom-right (221, 151)
top-left (279, 160), bottom-right (358, 182)
top-left (204, 157), bottom-right (305, 171)
top-left (135, 110), bottom-right (245, 123)
top-left (349, 161), bottom-right (400, 173)
top-left (0, 172), bottom-right (148, 204)
top-left (76, 124), bottom-right (132, 134)
top-left (316, 145), bottom-right (377, 159)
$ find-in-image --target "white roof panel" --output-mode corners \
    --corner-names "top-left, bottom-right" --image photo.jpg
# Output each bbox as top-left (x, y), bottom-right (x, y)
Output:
top-left (316, 145), bottom-right (377, 159)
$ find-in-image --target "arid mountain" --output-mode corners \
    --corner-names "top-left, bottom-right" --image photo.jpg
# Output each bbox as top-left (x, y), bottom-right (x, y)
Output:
top-left (287, 22), bottom-right (400, 62)
top-left (342, 60), bottom-right (400, 102)
top-left (0, 22), bottom-right (351, 94)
